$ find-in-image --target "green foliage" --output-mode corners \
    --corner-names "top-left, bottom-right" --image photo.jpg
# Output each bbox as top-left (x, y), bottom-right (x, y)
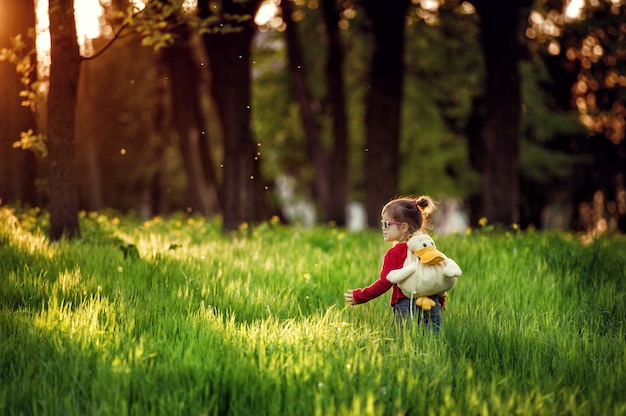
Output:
top-left (1, 206), bottom-right (626, 415)
top-left (0, 32), bottom-right (47, 156)
top-left (116, 1), bottom-right (194, 51)
top-left (114, 1), bottom-right (252, 52)
top-left (12, 128), bottom-right (47, 158)
top-left (520, 54), bottom-right (589, 185)
top-left (0, 33), bottom-right (38, 112)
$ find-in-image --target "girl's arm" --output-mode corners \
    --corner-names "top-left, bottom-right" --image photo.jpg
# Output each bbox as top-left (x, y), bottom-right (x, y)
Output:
top-left (347, 244), bottom-right (406, 304)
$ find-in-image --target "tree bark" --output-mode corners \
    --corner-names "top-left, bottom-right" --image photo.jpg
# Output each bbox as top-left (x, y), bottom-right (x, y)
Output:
top-left (321, 0), bottom-right (349, 226)
top-left (48, 0), bottom-right (81, 240)
top-left (360, 0), bottom-right (411, 227)
top-left (199, 0), bottom-right (268, 231)
top-left (0, 0), bottom-right (38, 205)
top-left (473, 0), bottom-right (532, 226)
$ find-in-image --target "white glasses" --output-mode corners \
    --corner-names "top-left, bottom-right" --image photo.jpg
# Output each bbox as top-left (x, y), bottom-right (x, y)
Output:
top-left (381, 220), bottom-right (403, 230)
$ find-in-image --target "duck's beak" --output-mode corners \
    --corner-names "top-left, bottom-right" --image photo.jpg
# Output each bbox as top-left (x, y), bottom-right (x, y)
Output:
top-left (414, 246), bottom-right (446, 264)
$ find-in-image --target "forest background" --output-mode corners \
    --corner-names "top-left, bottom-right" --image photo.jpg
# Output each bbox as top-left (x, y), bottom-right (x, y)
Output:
top-left (0, 0), bottom-right (625, 240)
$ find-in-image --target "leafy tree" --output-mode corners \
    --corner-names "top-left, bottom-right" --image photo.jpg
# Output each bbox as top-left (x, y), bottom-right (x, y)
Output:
top-left (528, 0), bottom-right (626, 232)
top-left (6, 0), bottom-right (242, 230)
top-left (5, 0), bottom-right (624, 235)
top-left (558, 1), bottom-right (626, 231)
top-left (252, 1), bottom-right (500, 228)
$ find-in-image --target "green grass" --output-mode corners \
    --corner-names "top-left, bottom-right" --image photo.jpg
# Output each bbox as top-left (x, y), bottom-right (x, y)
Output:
top-left (1, 206), bottom-right (625, 415)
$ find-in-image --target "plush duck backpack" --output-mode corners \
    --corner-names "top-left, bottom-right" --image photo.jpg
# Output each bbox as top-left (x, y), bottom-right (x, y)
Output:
top-left (386, 234), bottom-right (462, 310)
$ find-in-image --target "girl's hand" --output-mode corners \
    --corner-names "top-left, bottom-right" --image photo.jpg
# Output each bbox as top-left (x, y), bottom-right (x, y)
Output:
top-left (344, 290), bottom-right (356, 305)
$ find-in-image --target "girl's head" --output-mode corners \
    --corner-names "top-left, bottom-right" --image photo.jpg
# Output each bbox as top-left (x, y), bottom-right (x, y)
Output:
top-left (381, 196), bottom-right (436, 240)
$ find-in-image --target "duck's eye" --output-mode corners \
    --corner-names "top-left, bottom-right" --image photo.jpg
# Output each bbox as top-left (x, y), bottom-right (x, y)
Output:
top-left (423, 243), bottom-right (427, 248)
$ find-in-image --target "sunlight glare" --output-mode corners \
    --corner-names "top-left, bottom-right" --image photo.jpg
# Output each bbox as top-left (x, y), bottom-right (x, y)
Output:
top-left (420, 0), bottom-right (441, 12)
top-left (36, 0), bottom-right (104, 56)
top-left (459, 1), bottom-right (475, 14)
top-left (255, 0), bottom-right (280, 27)
top-left (565, 0), bottom-right (584, 19)
top-left (35, 0), bottom-right (50, 54)
top-left (182, 0), bottom-right (197, 13)
top-left (75, 0), bottom-right (103, 41)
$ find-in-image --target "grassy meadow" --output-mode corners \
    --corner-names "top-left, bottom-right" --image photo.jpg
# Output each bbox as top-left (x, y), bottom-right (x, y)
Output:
top-left (1, 206), bottom-right (625, 415)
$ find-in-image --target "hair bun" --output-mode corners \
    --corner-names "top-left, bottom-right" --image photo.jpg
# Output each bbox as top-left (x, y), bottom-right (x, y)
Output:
top-left (414, 196), bottom-right (435, 216)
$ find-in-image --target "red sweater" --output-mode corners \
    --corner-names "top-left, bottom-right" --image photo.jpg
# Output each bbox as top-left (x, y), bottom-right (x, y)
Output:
top-left (351, 243), bottom-right (408, 306)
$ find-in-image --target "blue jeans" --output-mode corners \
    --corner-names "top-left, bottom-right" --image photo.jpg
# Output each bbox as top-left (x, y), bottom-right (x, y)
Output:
top-left (393, 296), bottom-right (441, 333)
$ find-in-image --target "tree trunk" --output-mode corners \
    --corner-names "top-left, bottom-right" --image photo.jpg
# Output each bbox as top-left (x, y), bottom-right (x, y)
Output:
top-left (76, 61), bottom-right (104, 210)
top-left (0, 0), bottom-right (38, 205)
top-left (282, 0), bottom-right (350, 225)
top-left (280, 0), bottom-right (328, 221)
top-left (199, 0), bottom-right (267, 231)
top-left (166, 26), bottom-right (220, 216)
top-left (473, 0), bottom-right (531, 226)
top-left (48, 0), bottom-right (81, 240)
top-left (360, 0), bottom-right (410, 227)
top-left (321, 0), bottom-right (349, 226)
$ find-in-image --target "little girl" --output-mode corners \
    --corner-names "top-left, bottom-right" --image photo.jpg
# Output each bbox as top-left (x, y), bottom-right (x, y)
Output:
top-left (344, 195), bottom-right (443, 332)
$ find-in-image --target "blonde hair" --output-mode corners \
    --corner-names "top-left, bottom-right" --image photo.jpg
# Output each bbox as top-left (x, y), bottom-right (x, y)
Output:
top-left (381, 195), bottom-right (436, 233)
